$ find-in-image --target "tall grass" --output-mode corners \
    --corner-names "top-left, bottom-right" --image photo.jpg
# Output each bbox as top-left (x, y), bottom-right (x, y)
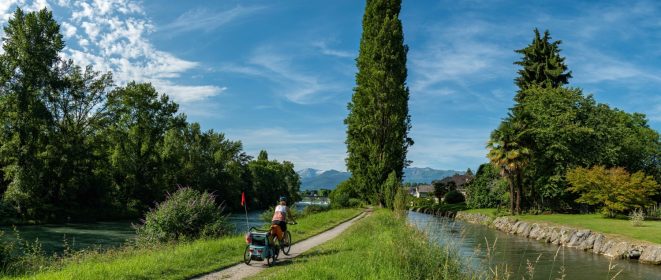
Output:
top-left (251, 209), bottom-right (470, 280)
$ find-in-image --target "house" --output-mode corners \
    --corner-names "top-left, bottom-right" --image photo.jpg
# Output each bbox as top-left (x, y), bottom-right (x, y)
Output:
top-left (412, 184), bottom-right (434, 198)
top-left (436, 173), bottom-right (473, 197)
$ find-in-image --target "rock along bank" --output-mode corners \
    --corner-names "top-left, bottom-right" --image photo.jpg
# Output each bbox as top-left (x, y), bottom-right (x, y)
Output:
top-left (455, 212), bottom-right (661, 265)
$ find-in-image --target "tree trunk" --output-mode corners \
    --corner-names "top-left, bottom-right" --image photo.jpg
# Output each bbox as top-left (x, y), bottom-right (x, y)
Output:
top-left (508, 177), bottom-right (515, 215)
top-left (516, 172), bottom-right (523, 215)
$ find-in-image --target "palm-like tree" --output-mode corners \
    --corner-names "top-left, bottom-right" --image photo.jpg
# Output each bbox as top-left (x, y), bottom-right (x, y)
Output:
top-left (487, 120), bottom-right (530, 215)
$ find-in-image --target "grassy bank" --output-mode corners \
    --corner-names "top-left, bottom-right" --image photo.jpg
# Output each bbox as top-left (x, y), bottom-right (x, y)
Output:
top-left (250, 209), bottom-right (471, 280)
top-left (517, 213), bottom-right (661, 244)
top-left (3, 208), bottom-right (362, 280)
top-left (461, 208), bottom-right (661, 244)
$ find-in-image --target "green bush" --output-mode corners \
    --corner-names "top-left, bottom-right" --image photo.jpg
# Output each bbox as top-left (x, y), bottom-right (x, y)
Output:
top-left (330, 178), bottom-right (360, 208)
top-left (135, 187), bottom-right (231, 243)
top-left (303, 204), bottom-right (330, 216)
top-left (444, 190), bottom-right (465, 204)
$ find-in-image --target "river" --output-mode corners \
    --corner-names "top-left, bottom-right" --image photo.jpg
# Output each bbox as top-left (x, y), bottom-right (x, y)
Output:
top-left (227, 202), bottom-right (313, 234)
top-left (407, 211), bottom-right (661, 280)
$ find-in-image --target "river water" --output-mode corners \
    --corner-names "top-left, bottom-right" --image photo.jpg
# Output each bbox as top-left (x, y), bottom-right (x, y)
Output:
top-left (227, 203), bottom-right (312, 234)
top-left (407, 211), bottom-right (661, 280)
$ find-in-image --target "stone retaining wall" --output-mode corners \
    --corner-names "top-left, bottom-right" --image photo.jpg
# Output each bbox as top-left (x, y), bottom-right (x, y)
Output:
top-left (455, 212), bottom-right (661, 265)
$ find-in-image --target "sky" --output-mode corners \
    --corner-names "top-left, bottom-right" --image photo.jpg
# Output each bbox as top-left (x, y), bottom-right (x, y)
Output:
top-left (0, 0), bottom-right (659, 172)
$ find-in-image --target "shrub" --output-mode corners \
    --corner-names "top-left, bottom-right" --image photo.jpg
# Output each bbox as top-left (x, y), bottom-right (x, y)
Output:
top-left (347, 198), bottom-right (363, 208)
top-left (444, 190), bottom-right (465, 204)
top-left (567, 166), bottom-right (659, 217)
top-left (135, 187), bottom-right (231, 243)
top-left (629, 209), bottom-right (645, 227)
top-left (303, 204), bottom-right (330, 216)
top-left (330, 178), bottom-right (360, 208)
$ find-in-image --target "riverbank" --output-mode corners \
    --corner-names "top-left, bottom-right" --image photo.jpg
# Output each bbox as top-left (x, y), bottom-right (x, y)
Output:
top-left (250, 209), bottom-right (471, 280)
top-left (2, 208), bottom-right (361, 280)
top-left (456, 210), bottom-right (661, 265)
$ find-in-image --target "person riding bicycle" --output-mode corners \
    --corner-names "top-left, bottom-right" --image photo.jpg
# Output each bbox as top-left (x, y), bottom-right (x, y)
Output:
top-left (271, 196), bottom-right (296, 241)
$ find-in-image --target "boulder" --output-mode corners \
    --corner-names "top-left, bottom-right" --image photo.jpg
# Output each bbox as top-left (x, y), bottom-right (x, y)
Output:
top-left (640, 246), bottom-right (661, 264)
top-left (604, 241), bottom-right (629, 259)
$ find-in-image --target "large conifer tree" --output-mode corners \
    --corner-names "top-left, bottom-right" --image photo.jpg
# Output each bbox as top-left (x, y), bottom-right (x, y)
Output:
top-left (513, 28), bottom-right (571, 102)
top-left (345, 0), bottom-right (412, 207)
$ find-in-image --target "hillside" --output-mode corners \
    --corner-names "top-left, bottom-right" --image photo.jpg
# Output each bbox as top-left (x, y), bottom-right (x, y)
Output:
top-left (297, 167), bottom-right (463, 190)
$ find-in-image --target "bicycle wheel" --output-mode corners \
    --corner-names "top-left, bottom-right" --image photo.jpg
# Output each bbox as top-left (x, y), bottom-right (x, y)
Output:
top-left (281, 231), bottom-right (292, 255)
top-left (243, 246), bottom-right (251, 265)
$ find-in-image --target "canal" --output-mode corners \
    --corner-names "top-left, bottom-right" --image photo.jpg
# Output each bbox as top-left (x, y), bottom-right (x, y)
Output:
top-left (407, 211), bottom-right (661, 280)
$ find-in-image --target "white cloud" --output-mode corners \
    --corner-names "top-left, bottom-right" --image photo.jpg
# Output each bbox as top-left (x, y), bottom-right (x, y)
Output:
top-left (313, 41), bottom-right (354, 58)
top-left (221, 47), bottom-right (342, 104)
top-left (161, 5), bottom-right (265, 35)
top-left (0, 0), bottom-right (224, 106)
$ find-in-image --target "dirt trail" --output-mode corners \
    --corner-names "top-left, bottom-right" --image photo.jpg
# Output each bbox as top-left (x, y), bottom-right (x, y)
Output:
top-left (192, 210), bottom-right (369, 280)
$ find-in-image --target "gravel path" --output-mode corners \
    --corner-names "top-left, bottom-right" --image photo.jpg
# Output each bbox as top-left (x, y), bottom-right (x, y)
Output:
top-left (192, 211), bottom-right (368, 280)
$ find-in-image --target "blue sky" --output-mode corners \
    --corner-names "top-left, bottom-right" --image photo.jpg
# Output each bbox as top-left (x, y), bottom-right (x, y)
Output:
top-left (1, 0), bottom-right (660, 172)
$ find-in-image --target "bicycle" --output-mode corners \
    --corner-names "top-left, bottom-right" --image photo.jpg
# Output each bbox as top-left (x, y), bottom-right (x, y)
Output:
top-left (276, 221), bottom-right (296, 255)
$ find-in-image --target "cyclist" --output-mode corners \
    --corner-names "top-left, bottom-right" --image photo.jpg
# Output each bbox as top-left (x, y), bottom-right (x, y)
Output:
top-left (271, 196), bottom-right (296, 241)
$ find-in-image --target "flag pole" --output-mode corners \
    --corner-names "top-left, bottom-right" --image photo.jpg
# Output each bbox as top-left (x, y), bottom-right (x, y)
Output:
top-left (242, 192), bottom-right (249, 231)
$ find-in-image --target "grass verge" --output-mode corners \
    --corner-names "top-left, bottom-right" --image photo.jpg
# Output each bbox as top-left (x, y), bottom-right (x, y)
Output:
top-left (2, 208), bottom-right (362, 280)
top-left (249, 209), bottom-right (471, 280)
top-left (461, 208), bottom-right (498, 218)
top-left (516, 213), bottom-right (661, 244)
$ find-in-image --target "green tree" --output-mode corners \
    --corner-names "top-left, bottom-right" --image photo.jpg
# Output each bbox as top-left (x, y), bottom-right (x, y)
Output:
top-left (567, 166), bottom-right (659, 217)
top-left (0, 8), bottom-right (63, 217)
top-left (487, 119), bottom-right (530, 214)
top-left (42, 61), bottom-right (114, 217)
top-left (465, 163), bottom-right (507, 209)
top-left (105, 82), bottom-right (182, 214)
top-left (345, 0), bottom-right (413, 208)
top-left (514, 28), bottom-right (571, 101)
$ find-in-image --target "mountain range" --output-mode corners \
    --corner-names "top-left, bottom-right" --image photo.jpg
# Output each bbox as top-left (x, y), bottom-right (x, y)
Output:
top-left (297, 167), bottom-right (464, 191)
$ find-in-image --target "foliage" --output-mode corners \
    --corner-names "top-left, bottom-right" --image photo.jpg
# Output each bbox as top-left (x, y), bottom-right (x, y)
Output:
top-left (303, 204), bottom-right (330, 216)
top-left (135, 187), bottom-right (231, 243)
top-left (629, 209), bottom-right (645, 227)
top-left (489, 28), bottom-right (661, 214)
top-left (382, 171), bottom-right (400, 209)
top-left (566, 166), bottom-right (659, 217)
top-left (514, 28), bottom-right (571, 99)
top-left (345, 0), bottom-right (413, 207)
top-left (465, 163), bottom-right (507, 209)
top-left (487, 119), bottom-right (530, 214)
top-left (432, 180), bottom-right (455, 201)
top-left (443, 190), bottom-right (465, 204)
top-left (330, 179), bottom-right (359, 208)
top-left (0, 8), bottom-right (301, 222)
top-left (393, 187), bottom-right (409, 218)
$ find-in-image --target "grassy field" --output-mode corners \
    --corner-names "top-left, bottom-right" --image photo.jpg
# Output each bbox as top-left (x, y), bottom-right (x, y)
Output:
top-left (460, 208), bottom-right (661, 244)
top-left (250, 209), bottom-right (471, 280)
top-left (516, 213), bottom-right (661, 244)
top-left (3, 208), bottom-right (362, 280)
top-left (0, 221), bottom-right (135, 254)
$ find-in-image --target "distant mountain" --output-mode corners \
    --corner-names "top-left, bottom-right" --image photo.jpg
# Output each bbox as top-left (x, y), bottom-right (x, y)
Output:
top-left (404, 167), bottom-right (463, 184)
top-left (297, 167), bottom-right (463, 190)
top-left (297, 169), bottom-right (351, 191)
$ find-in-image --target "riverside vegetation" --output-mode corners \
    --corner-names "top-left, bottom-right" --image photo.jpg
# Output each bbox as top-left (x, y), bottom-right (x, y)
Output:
top-left (0, 206), bottom-right (361, 279)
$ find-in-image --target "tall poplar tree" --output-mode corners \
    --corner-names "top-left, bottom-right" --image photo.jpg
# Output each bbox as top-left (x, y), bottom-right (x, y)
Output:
top-left (345, 0), bottom-right (412, 208)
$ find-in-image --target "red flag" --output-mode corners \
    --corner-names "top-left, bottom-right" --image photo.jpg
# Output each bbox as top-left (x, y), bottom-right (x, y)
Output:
top-left (241, 192), bottom-right (246, 206)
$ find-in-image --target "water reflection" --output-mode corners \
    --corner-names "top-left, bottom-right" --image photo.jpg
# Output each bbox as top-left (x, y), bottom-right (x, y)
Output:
top-left (407, 211), bottom-right (661, 280)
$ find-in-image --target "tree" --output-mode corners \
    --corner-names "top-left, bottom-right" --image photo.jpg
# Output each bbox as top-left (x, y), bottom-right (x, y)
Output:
top-left (567, 166), bottom-right (659, 217)
top-left (465, 163), bottom-right (508, 209)
top-left (514, 28), bottom-right (571, 102)
top-left (105, 82), bottom-right (182, 214)
top-left (487, 119), bottom-right (530, 214)
top-left (345, 0), bottom-right (413, 208)
top-left (0, 8), bottom-right (64, 217)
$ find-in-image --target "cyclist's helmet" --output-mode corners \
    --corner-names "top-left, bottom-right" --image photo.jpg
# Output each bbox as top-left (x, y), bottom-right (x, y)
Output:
top-left (279, 196), bottom-right (287, 202)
